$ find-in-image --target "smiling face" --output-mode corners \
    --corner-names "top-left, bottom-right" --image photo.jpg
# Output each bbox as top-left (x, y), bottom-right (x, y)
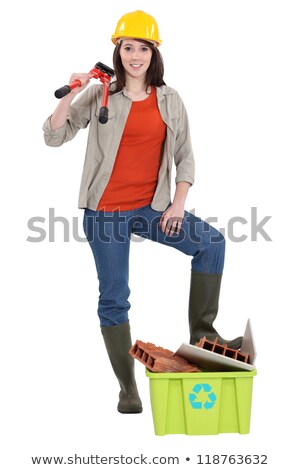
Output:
top-left (119, 39), bottom-right (153, 83)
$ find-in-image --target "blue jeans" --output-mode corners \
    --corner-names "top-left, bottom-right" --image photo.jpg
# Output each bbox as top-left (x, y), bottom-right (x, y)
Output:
top-left (83, 204), bottom-right (225, 326)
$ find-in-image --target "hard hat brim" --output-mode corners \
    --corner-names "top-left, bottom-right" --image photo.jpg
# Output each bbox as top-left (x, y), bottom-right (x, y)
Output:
top-left (111, 36), bottom-right (162, 47)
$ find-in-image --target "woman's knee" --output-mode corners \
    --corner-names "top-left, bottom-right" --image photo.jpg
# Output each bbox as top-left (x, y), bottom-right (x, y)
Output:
top-left (208, 224), bottom-right (225, 249)
top-left (204, 228), bottom-right (225, 273)
top-left (211, 229), bottom-right (225, 262)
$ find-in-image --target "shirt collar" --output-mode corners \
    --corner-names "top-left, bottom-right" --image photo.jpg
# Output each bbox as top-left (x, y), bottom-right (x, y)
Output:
top-left (112, 85), bottom-right (175, 101)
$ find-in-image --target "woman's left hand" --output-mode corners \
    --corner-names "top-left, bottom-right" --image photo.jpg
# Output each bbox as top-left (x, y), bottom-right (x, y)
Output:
top-left (159, 204), bottom-right (184, 236)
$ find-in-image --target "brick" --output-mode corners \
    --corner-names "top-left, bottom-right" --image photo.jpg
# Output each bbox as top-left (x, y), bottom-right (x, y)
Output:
top-left (129, 340), bottom-right (200, 372)
top-left (196, 336), bottom-right (249, 364)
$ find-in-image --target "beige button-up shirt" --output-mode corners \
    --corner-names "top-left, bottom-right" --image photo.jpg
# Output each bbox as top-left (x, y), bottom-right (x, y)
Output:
top-left (43, 84), bottom-right (195, 211)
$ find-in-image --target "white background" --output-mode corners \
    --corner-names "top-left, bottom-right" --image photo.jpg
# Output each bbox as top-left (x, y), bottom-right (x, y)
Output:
top-left (1, 0), bottom-right (299, 468)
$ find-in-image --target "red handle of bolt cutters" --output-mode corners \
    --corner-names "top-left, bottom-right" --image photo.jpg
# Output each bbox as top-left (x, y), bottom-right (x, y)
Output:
top-left (68, 70), bottom-right (99, 89)
top-left (101, 80), bottom-right (109, 107)
top-left (69, 79), bottom-right (82, 90)
top-left (89, 66), bottom-right (110, 108)
top-left (54, 78), bottom-right (87, 98)
top-left (88, 68), bottom-right (100, 80)
top-left (55, 71), bottom-right (95, 98)
top-left (98, 80), bottom-right (110, 123)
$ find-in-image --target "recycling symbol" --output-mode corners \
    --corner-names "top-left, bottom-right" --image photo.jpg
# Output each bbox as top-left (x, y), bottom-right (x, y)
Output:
top-left (188, 383), bottom-right (217, 410)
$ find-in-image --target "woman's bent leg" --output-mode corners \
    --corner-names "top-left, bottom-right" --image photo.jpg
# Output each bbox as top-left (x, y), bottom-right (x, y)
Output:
top-left (132, 206), bottom-right (242, 348)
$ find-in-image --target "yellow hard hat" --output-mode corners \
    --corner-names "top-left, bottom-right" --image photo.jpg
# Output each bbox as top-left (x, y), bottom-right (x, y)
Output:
top-left (111, 10), bottom-right (162, 47)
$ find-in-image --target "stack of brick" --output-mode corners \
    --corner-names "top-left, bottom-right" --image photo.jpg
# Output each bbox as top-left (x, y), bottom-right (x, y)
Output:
top-left (129, 340), bottom-right (200, 372)
top-left (196, 336), bottom-right (249, 363)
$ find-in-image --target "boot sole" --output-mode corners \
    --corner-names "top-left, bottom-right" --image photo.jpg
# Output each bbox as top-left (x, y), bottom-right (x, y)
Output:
top-left (117, 407), bottom-right (143, 414)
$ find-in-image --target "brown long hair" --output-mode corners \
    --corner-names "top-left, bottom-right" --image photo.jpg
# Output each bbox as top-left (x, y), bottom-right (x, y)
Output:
top-left (110, 39), bottom-right (166, 94)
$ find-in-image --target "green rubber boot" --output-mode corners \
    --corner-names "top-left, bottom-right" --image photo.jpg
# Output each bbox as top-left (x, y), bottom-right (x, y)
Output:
top-left (188, 271), bottom-right (243, 349)
top-left (101, 322), bottom-right (142, 414)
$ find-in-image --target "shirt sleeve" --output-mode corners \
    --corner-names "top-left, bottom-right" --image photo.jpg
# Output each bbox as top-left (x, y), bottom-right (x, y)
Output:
top-left (42, 84), bottom-right (98, 147)
top-left (173, 92), bottom-right (195, 186)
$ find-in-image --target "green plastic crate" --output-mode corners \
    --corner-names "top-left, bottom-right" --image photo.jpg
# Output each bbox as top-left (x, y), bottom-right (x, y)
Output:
top-left (146, 369), bottom-right (257, 435)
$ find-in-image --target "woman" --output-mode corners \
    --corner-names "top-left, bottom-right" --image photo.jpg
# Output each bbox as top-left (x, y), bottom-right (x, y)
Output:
top-left (43, 10), bottom-right (242, 414)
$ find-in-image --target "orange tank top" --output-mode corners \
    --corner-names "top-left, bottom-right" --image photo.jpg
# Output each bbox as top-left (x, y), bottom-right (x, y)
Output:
top-left (97, 87), bottom-right (166, 211)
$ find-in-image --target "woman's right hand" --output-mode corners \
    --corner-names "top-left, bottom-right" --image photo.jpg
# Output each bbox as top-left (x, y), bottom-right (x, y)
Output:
top-left (50, 72), bottom-right (90, 130)
top-left (68, 72), bottom-right (90, 96)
